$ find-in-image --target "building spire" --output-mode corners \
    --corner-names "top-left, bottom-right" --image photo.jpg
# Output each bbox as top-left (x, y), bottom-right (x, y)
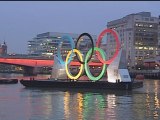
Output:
top-left (3, 40), bottom-right (6, 45)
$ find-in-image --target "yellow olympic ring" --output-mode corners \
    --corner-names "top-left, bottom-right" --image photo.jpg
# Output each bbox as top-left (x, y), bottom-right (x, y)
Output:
top-left (65, 49), bottom-right (84, 80)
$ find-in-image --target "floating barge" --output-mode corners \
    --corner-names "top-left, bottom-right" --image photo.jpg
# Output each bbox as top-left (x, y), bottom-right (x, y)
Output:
top-left (20, 79), bottom-right (143, 90)
top-left (20, 49), bottom-right (143, 90)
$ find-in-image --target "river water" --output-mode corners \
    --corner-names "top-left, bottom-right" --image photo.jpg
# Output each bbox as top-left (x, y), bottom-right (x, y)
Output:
top-left (0, 73), bottom-right (160, 120)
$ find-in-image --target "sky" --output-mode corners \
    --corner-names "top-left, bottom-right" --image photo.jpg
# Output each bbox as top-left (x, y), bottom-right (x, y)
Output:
top-left (0, 1), bottom-right (159, 54)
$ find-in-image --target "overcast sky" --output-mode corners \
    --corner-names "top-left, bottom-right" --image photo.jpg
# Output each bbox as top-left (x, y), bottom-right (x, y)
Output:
top-left (0, 1), bottom-right (159, 54)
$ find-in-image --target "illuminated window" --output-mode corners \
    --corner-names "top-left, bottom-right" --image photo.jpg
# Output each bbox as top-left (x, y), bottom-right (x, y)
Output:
top-left (135, 42), bottom-right (138, 45)
top-left (139, 24), bottom-right (143, 27)
top-left (144, 47), bottom-right (148, 50)
top-left (138, 47), bottom-right (143, 49)
top-left (149, 47), bottom-right (154, 50)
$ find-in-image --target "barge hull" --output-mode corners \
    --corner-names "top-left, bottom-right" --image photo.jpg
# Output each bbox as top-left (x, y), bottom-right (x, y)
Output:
top-left (20, 80), bottom-right (143, 90)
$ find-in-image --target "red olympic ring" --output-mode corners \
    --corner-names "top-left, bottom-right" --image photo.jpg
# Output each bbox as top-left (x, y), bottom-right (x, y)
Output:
top-left (96, 28), bottom-right (120, 64)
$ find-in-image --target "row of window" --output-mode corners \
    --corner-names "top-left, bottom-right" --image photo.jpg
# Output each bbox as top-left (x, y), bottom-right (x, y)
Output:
top-left (135, 46), bottom-right (154, 50)
top-left (135, 32), bottom-right (155, 37)
top-left (135, 23), bottom-right (154, 28)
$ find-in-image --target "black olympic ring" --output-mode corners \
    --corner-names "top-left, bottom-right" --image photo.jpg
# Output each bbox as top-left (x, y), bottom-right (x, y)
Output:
top-left (75, 33), bottom-right (94, 64)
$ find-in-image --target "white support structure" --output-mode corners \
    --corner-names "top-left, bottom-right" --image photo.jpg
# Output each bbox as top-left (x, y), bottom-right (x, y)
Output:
top-left (51, 56), bottom-right (67, 79)
top-left (107, 49), bottom-right (131, 83)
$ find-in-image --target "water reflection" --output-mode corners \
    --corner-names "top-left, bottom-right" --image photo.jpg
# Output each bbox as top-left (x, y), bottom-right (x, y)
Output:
top-left (0, 73), bottom-right (160, 120)
top-left (62, 90), bottom-right (132, 120)
top-left (144, 80), bottom-right (160, 120)
top-left (22, 84), bottom-right (160, 120)
top-left (64, 91), bottom-right (84, 120)
top-left (22, 89), bottom-right (65, 120)
top-left (22, 88), bottom-right (133, 120)
top-left (64, 91), bottom-right (70, 120)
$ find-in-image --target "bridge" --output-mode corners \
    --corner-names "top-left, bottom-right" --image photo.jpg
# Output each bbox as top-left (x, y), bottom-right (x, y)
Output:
top-left (0, 56), bottom-right (103, 75)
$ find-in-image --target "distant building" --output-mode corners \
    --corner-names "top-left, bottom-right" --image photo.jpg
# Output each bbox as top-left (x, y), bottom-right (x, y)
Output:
top-left (106, 12), bottom-right (160, 70)
top-left (0, 41), bottom-right (7, 56)
top-left (144, 56), bottom-right (160, 69)
top-left (28, 32), bottom-right (97, 58)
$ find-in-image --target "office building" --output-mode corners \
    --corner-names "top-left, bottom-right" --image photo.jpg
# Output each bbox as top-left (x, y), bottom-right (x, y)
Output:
top-left (106, 12), bottom-right (160, 70)
top-left (28, 32), bottom-right (97, 59)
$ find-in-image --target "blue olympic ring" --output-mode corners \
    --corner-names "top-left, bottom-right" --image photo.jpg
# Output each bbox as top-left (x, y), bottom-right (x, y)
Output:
top-left (57, 35), bottom-right (75, 65)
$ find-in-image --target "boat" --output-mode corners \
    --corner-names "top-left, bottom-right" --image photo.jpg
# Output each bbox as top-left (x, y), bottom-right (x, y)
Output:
top-left (0, 78), bottom-right (18, 84)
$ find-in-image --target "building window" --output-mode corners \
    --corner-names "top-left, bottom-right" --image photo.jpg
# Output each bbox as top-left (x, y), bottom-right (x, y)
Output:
top-left (144, 47), bottom-right (148, 50)
top-left (150, 18), bottom-right (154, 21)
top-left (138, 47), bottom-right (143, 50)
top-left (145, 18), bottom-right (149, 21)
top-left (149, 47), bottom-right (154, 50)
top-left (138, 24), bottom-right (143, 27)
top-left (144, 24), bottom-right (148, 27)
top-left (129, 37), bottom-right (131, 40)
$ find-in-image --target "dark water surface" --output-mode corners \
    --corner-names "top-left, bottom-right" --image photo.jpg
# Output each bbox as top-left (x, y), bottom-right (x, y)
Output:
top-left (0, 73), bottom-right (160, 120)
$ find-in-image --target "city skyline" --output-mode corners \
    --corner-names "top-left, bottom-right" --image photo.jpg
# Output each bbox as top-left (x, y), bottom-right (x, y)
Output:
top-left (0, 1), bottom-right (159, 54)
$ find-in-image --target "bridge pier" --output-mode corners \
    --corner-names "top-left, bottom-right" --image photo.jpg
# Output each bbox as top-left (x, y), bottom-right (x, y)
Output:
top-left (23, 66), bottom-right (38, 76)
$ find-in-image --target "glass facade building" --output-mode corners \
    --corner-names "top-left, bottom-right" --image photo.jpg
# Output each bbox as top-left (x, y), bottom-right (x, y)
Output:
top-left (28, 32), bottom-right (97, 59)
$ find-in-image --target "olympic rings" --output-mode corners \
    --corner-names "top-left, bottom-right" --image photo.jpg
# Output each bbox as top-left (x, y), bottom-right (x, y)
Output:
top-left (75, 33), bottom-right (94, 64)
top-left (96, 29), bottom-right (120, 64)
top-left (85, 47), bottom-right (107, 81)
top-left (56, 28), bottom-right (120, 81)
top-left (65, 49), bottom-right (84, 80)
top-left (57, 35), bottom-right (75, 65)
